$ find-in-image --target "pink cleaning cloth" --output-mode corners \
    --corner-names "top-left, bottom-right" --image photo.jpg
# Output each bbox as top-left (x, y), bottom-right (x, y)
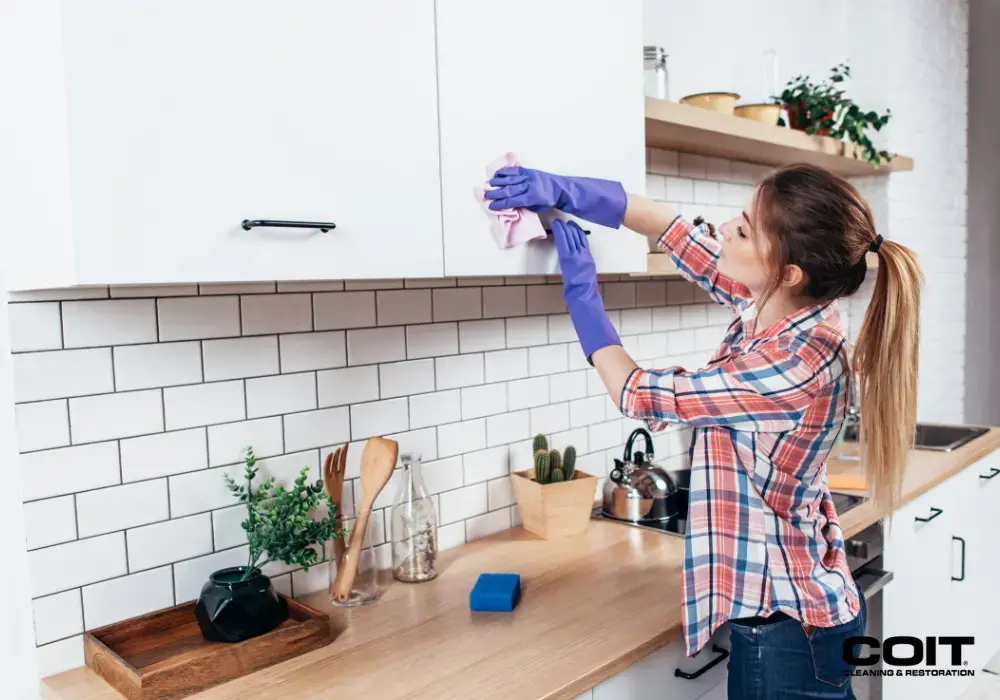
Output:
top-left (474, 152), bottom-right (547, 249)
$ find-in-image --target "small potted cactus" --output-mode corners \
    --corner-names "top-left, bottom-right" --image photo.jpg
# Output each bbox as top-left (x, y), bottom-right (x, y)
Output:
top-left (509, 434), bottom-right (598, 539)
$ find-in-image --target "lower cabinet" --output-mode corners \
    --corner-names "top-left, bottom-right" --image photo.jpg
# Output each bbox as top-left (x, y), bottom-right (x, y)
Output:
top-left (592, 624), bottom-right (730, 700)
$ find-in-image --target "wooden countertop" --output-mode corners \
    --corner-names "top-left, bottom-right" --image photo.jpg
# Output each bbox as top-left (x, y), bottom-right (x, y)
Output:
top-left (42, 427), bottom-right (1000, 700)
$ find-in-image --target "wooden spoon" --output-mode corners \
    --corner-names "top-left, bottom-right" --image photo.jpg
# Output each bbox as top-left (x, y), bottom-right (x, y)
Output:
top-left (332, 436), bottom-right (399, 602)
top-left (322, 444), bottom-right (349, 569)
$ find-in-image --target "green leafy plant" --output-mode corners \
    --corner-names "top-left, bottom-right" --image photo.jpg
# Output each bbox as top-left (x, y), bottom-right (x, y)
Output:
top-left (223, 446), bottom-right (346, 581)
top-left (774, 62), bottom-right (892, 167)
top-left (532, 434), bottom-right (578, 485)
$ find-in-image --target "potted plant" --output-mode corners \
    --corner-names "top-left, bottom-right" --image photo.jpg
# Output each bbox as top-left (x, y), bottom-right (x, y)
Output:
top-left (194, 446), bottom-right (346, 643)
top-left (774, 62), bottom-right (893, 166)
top-left (510, 434), bottom-right (598, 539)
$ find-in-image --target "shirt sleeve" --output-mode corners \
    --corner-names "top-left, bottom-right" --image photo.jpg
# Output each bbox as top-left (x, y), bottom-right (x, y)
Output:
top-left (658, 215), bottom-right (752, 310)
top-left (619, 339), bottom-right (826, 433)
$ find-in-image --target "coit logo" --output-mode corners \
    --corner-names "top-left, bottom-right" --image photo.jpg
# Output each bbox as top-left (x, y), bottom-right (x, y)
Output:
top-left (845, 636), bottom-right (974, 666)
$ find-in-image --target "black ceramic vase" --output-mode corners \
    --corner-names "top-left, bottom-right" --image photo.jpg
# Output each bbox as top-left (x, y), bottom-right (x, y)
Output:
top-left (195, 566), bottom-right (288, 643)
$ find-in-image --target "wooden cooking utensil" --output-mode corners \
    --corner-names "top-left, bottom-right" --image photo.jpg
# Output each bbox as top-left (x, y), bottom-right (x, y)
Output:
top-left (322, 444), bottom-right (349, 569)
top-left (331, 436), bottom-right (399, 602)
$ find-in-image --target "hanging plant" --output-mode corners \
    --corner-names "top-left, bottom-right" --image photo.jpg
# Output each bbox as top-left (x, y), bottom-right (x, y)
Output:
top-left (774, 63), bottom-right (893, 167)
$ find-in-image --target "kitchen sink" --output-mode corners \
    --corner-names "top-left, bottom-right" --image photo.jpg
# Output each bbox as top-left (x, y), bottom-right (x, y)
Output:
top-left (843, 422), bottom-right (989, 452)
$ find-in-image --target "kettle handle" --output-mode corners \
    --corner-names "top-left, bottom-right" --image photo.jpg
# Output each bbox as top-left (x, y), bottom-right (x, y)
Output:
top-left (624, 428), bottom-right (654, 464)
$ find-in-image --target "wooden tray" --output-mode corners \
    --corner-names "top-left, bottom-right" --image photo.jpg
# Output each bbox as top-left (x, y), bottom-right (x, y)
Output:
top-left (83, 596), bottom-right (332, 700)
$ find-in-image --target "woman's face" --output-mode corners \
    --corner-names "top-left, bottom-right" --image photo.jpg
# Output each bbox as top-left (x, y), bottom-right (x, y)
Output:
top-left (715, 203), bottom-right (774, 293)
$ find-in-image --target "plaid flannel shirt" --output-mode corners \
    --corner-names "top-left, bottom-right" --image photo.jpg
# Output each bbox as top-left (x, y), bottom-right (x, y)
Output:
top-left (621, 215), bottom-right (861, 657)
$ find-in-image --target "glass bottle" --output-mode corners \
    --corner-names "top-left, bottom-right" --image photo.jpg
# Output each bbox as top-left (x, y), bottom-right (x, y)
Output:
top-left (390, 452), bottom-right (438, 582)
top-left (643, 46), bottom-right (669, 100)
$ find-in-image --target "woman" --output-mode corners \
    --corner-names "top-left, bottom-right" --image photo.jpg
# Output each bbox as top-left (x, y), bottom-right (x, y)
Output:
top-left (486, 162), bottom-right (922, 698)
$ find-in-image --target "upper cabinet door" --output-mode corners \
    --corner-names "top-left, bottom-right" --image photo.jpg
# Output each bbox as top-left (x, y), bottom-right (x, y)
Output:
top-left (435, 0), bottom-right (646, 277)
top-left (1, 1), bottom-right (443, 289)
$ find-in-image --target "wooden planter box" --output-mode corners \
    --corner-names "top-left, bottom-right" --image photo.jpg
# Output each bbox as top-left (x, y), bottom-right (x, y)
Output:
top-left (510, 469), bottom-right (598, 539)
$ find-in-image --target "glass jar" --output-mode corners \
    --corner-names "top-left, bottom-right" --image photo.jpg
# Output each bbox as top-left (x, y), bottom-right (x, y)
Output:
top-left (390, 453), bottom-right (438, 582)
top-left (643, 46), bottom-right (669, 100)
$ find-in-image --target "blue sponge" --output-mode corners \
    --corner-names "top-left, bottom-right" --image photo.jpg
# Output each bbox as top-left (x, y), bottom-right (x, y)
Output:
top-left (469, 573), bottom-right (521, 612)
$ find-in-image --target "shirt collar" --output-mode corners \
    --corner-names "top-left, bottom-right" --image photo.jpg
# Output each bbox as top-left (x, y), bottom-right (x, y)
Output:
top-left (746, 299), bottom-right (839, 340)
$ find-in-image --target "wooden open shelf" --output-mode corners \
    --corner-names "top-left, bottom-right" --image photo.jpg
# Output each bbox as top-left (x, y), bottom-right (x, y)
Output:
top-left (635, 252), bottom-right (879, 279)
top-left (645, 98), bottom-right (913, 178)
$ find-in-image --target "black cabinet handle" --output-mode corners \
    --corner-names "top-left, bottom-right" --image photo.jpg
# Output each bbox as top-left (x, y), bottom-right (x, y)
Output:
top-left (242, 219), bottom-right (336, 232)
top-left (952, 536), bottom-right (966, 581)
top-left (674, 644), bottom-right (729, 680)
top-left (914, 507), bottom-right (943, 523)
top-left (980, 467), bottom-right (1000, 480)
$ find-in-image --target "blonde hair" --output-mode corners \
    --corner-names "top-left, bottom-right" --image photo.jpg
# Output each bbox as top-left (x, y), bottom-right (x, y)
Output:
top-left (753, 163), bottom-right (923, 512)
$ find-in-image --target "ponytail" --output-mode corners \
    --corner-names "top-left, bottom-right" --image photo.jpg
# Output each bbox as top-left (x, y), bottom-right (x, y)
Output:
top-left (853, 240), bottom-right (923, 512)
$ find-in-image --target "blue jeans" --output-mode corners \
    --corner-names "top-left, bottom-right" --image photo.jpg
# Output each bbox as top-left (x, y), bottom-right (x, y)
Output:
top-left (727, 583), bottom-right (867, 699)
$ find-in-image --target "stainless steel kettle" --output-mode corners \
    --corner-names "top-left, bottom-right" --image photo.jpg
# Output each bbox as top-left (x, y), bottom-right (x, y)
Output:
top-left (602, 428), bottom-right (682, 523)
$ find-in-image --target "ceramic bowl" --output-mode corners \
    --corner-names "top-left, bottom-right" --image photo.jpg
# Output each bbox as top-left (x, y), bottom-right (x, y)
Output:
top-left (734, 103), bottom-right (782, 124)
top-left (680, 92), bottom-right (741, 114)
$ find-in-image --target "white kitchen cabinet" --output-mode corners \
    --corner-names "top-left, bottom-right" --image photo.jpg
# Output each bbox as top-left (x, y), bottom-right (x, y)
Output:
top-left (593, 624), bottom-right (730, 700)
top-left (435, 0), bottom-right (647, 277)
top-left (0, 0), bottom-right (444, 289)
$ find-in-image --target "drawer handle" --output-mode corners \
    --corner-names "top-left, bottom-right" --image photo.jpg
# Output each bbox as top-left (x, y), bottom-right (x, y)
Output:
top-left (952, 536), bottom-right (966, 581)
top-left (914, 506), bottom-right (943, 523)
top-left (980, 467), bottom-right (1000, 480)
top-left (242, 219), bottom-right (336, 233)
top-left (674, 644), bottom-right (729, 680)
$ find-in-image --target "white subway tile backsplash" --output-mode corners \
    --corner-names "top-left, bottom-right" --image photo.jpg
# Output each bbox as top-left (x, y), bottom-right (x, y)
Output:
top-left (241, 293), bottom-right (311, 335)
top-left (157, 297), bottom-right (240, 341)
top-left (693, 180), bottom-right (720, 205)
top-left (169, 466), bottom-right (235, 518)
top-left (644, 173), bottom-right (667, 200)
top-left (36, 635), bottom-right (85, 678)
top-left (439, 483), bottom-right (488, 525)
top-left (82, 566), bottom-right (174, 631)
top-left (571, 396), bottom-right (608, 428)
top-left (437, 521), bottom-right (466, 551)
top-left (203, 336), bottom-right (279, 381)
top-left (547, 314), bottom-right (577, 343)
top-left (32, 591), bottom-right (83, 646)
top-left (678, 154), bottom-right (708, 179)
top-left (407, 323), bottom-right (459, 359)
top-left (549, 371), bottom-right (588, 402)
top-left (318, 365), bottom-right (379, 407)
top-left (8, 302), bottom-right (62, 351)
top-left (62, 300), bottom-right (157, 348)
top-left (485, 348), bottom-right (528, 383)
top-left (459, 319), bottom-right (506, 353)
top-left (648, 148), bottom-right (679, 176)
top-left (77, 480), bottom-right (169, 538)
top-left (621, 309), bottom-right (652, 335)
top-left (435, 353), bottom-right (484, 389)
top-left (14, 348), bottom-right (113, 402)
top-left (409, 390), bottom-right (462, 429)
top-left (438, 418), bottom-right (486, 458)
top-left (463, 445), bottom-right (509, 484)
top-left (21, 442), bottom-right (120, 501)
top-left (391, 427), bottom-right (438, 463)
top-left (506, 316), bottom-right (548, 347)
top-left (603, 283), bottom-right (636, 310)
top-left (284, 407), bottom-right (350, 452)
top-left (530, 403), bottom-right (570, 435)
top-left (70, 390), bottom-right (163, 443)
top-left (652, 307), bottom-right (681, 331)
top-left (380, 359), bottom-right (435, 399)
top-left (377, 290), bottom-right (431, 326)
top-left (164, 381), bottom-right (245, 431)
top-left (351, 398), bottom-right (409, 439)
top-left (314, 291), bottom-right (376, 330)
top-left (461, 383), bottom-right (507, 420)
top-left (422, 456), bottom-right (464, 495)
top-left (128, 513), bottom-right (213, 573)
top-left (348, 327), bottom-right (407, 365)
top-left (279, 331), bottom-right (346, 373)
top-left (665, 177), bottom-right (695, 203)
top-left (529, 344), bottom-right (568, 376)
top-left (174, 546), bottom-right (250, 604)
top-left (466, 509), bottom-right (511, 541)
top-left (207, 418), bottom-right (282, 467)
top-left (668, 329), bottom-right (696, 355)
top-left (291, 563), bottom-right (330, 597)
top-left (114, 341), bottom-right (202, 391)
top-left (487, 477), bottom-right (515, 510)
top-left (246, 372), bottom-right (316, 418)
top-left (482, 286), bottom-right (526, 318)
top-left (23, 496), bottom-right (76, 550)
top-left (121, 428), bottom-right (208, 481)
top-left (486, 410), bottom-right (529, 447)
top-left (433, 288), bottom-right (482, 322)
top-left (508, 377), bottom-right (549, 410)
top-left (526, 285), bottom-right (565, 315)
top-left (681, 304), bottom-right (708, 329)
top-left (589, 420), bottom-right (623, 452)
top-left (29, 533), bottom-right (126, 598)
top-left (15, 400), bottom-right (69, 452)
top-left (212, 505), bottom-right (248, 550)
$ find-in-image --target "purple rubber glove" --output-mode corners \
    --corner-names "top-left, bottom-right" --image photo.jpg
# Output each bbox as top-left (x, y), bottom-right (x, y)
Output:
top-left (552, 219), bottom-right (621, 362)
top-left (484, 166), bottom-right (627, 230)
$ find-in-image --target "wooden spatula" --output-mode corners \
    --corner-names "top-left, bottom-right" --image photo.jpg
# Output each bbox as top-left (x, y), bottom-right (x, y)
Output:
top-left (332, 436), bottom-right (399, 602)
top-left (322, 444), bottom-right (349, 569)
